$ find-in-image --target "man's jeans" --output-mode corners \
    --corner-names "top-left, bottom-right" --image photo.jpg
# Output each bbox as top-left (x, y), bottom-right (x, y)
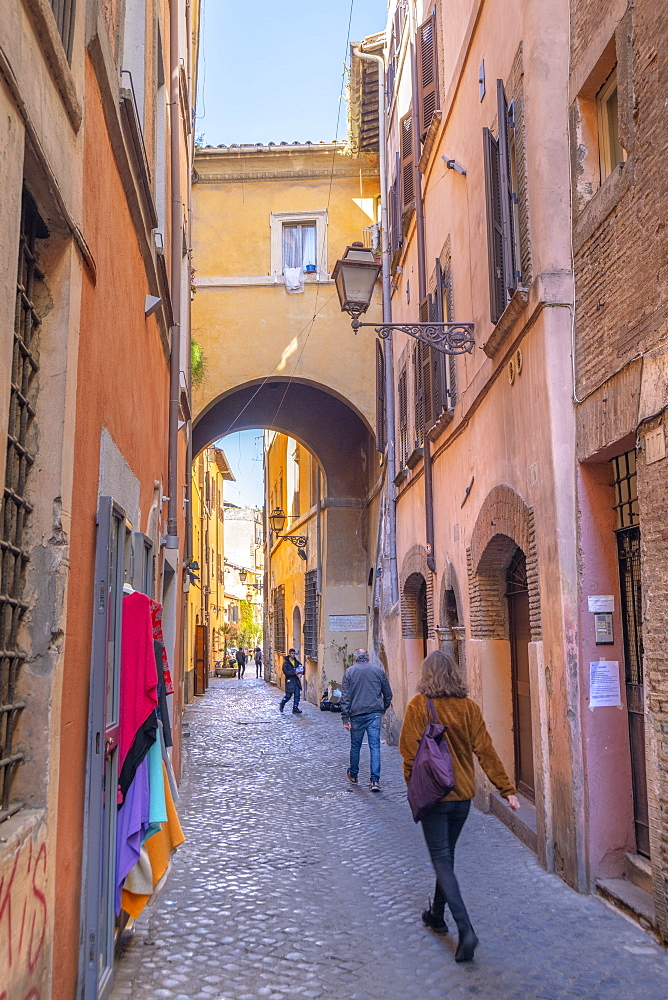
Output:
top-left (349, 712), bottom-right (382, 782)
top-left (420, 799), bottom-right (472, 931)
top-left (280, 686), bottom-right (301, 711)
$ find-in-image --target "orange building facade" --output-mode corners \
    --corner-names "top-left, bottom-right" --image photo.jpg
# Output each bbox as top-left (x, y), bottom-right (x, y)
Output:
top-left (0, 0), bottom-right (198, 997)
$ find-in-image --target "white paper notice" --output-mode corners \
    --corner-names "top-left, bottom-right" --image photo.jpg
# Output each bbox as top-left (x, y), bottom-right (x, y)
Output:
top-left (589, 660), bottom-right (622, 710)
top-left (588, 595), bottom-right (614, 613)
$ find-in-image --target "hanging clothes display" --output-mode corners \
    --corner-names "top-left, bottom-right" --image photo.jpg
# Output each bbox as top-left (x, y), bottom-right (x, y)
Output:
top-left (121, 762), bottom-right (185, 919)
top-left (118, 591), bottom-right (159, 803)
top-left (116, 588), bottom-right (184, 918)
top-left (150, 598), bottom-right (174, 695)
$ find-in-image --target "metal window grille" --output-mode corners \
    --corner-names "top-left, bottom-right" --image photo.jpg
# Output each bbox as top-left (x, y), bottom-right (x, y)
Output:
top-left (273, 585), bottom-right (286, 655)
top-left (1, 191), bottom-right (45, 823)
top-left (303, 570), bottom-right (318, 660)
top-left (49, 0), bottom-right (76, 62)
top-left (617, 526), bottom-right (643, 687)
top-left (611, 450), bottom-right (639, 529)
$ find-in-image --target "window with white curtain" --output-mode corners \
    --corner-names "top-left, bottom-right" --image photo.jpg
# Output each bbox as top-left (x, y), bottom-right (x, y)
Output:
top-left (282, 223), bottom-right (317, 271)
top-left (270, 210), bottom-right (327, 276)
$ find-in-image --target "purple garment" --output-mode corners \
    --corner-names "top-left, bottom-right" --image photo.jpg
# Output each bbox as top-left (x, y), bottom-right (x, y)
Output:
top-left (115, 756), bottom-right (150, 913)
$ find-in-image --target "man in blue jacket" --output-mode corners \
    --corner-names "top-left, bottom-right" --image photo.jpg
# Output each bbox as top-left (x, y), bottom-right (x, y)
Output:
top-left (341, 649), bottom-right (393, 792)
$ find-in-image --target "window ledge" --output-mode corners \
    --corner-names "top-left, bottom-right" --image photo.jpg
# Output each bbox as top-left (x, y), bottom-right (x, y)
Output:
top-left (573, 156), bottom-right (633, 253)
top-left (482, 288), bottom-right (529, 358)
top-left (20, 0), bottom-right (82, 131)
top-left (427, 407), bottom-right (454, 442)
top-left (406, 446), bottom-right (424, 470)
top-left (196, 274), bottom-right (332, 288)
top-left (393, 467), bottom-right (409, 486)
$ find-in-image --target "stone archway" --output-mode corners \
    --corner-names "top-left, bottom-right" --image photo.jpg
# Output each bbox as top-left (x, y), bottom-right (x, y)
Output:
top-left (467, 484), bottom-right (541, 640)
top-left (193, 378), bottom-right (376, 502)
top-left (193, 378), bottom-right (380, 698)
top-left (438, 559), bottom-right (466, 678)
top-left (399, 544), bottom-right (434, 639)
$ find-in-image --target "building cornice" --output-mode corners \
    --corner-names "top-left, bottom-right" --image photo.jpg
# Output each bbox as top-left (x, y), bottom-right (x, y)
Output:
top-left (194, 164), bottom-right (379, 184)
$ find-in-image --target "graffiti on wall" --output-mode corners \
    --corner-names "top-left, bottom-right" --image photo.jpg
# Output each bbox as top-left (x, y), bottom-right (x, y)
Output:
top-left (0, 827), bottom-right (48, 1000)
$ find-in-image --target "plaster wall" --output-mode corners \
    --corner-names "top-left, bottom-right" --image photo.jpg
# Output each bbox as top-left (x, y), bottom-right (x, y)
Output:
top-left (51, 55), bottom-right (176, 1000)
top-left (191, 148), bottom-right (381, 434)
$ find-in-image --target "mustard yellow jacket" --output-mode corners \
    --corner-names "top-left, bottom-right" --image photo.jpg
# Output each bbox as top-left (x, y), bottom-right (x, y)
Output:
top-left (399, 694), bottom-right (516, 801)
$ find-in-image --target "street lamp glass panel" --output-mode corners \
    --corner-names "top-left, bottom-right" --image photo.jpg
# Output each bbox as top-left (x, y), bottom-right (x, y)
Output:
top-left (239, 569), bottom-right (248, 583)
top-left (269, 507), bottom-right (286, 533)
top-left (332, 245), bottom-right (381, 315)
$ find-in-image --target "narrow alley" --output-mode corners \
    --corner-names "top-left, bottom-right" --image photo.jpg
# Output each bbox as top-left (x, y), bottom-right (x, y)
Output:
top-left (110, 680), bottom-right (668, 1000)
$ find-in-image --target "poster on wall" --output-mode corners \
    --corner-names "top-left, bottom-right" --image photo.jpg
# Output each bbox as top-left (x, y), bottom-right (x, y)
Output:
top-left (589, 660), bottom-right (622, 710)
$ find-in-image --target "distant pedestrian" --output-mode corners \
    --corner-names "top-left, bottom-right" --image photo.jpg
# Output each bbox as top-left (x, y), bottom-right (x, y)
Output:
top-left (279, 648), bottom-right (303, 714)
top-left (341, 649), bottom-right (392, 792)
top-left (235, 647), bottom-right (246, 679)
top-left (254, 646), bottom-right (263, 678)
top-left (399, 651), bottom-right (520, 963)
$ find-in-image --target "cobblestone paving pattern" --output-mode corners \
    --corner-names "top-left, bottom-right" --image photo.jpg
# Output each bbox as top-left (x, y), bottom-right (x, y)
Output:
top-left (111, 679), bottom-right (668, 1000)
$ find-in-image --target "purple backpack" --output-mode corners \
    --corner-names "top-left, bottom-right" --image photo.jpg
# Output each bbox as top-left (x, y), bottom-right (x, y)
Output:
top-left (407, 697), bottom-right (456, 822)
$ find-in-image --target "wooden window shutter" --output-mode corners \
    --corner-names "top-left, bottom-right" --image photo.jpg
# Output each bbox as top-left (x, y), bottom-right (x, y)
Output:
top-left (483, 126), bottom-right (506, 323)
top-left (400, 112), bottom-right (414, 210)
top-left (430, 262), bottom-right (447, 418)
top-left (413, 340), bottom-right (431, 443)
top-left (418, 9), bottom-right (439, 141)
top-left (375, 339), bottom-right (386, 453)
top-left (393, 152), bottom-right (401, 252)
top-left (496, 80), bottom-right (517, 301)
top-left (398, 367), bottom-right (408, 467)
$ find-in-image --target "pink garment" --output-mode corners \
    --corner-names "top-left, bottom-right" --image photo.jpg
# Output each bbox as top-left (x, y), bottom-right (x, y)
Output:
top-left (120, 592), bottom-right (159, 772)
top-left (149, 598), bottom-right (174, 695)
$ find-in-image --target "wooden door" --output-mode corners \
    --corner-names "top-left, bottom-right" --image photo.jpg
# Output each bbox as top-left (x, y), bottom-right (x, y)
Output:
top-left (506, 550), bottom-right (535, 800)
top-left (194, 623), bottom-right (207, 695)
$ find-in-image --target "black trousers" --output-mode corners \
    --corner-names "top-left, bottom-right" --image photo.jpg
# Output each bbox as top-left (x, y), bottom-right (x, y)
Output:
top-left (420, 799), bottom-right (472, 931)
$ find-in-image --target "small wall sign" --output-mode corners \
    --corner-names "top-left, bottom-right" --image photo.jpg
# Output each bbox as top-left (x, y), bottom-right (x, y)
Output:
top-left (588, 595), bottom-right (614, 613)
top-left (328, 614), bottom-right (367, 632)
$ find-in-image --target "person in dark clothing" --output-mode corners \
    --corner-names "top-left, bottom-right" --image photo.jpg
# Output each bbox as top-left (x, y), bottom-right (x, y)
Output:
top-left (254, 646), bottom-right (263, 678)
top-left (399, 651), bottom-right (520, 963)
top-left (279, 648), bottom-right (303, 714)
top-left (341, 649), bottom-right (393, 792)
top-left (235, 647), bottom-right (246, 679)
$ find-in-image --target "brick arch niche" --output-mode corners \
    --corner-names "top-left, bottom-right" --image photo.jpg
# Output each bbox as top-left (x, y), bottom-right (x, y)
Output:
top-left (467, 484), bottom-right (541, 640)
top-left (400, 545), bottom-right (435, 639)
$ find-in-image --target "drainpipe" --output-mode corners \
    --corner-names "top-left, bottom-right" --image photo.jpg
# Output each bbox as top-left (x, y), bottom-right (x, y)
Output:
top-left (352, 44), bottom-right (399, 605)
top-left (409, 27), bottom-right (436, 575)
top-left (166, 0), bottom-right (183, 549)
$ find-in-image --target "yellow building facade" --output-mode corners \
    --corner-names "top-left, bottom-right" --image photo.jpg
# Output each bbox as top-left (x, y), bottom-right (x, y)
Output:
top-left (191, 143), bottom-right (383, 698)
top-left (186, 446), bottom-right (234, 700)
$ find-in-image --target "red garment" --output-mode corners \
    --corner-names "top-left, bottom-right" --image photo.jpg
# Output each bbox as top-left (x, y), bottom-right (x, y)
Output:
top-left (149, 598), bottom-right (174, 695)
top-left (120, 592), bottom-right (159, 771)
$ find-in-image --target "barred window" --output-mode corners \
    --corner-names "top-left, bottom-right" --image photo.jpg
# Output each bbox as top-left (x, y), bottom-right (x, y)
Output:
top-left (49, 0), bottom-right (76, 61)
top-left (303, 570), bottom-right (318, 660)
top-left (1, 190), bottom-right (46, 823)
top-left (273, 585), bottom-right (286, 655)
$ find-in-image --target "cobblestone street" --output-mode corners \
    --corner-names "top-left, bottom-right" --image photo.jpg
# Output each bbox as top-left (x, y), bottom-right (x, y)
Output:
top-left (111, 680), bottom-right (668, 1000)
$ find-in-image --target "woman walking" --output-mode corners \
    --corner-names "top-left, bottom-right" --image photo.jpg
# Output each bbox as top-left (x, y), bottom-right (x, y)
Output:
top-left (399, 651), bottom-right (520, 963)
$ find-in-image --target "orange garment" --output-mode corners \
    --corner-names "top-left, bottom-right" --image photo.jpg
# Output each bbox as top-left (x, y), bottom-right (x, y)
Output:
top-left (399, 694), bottom-right (516, 801)
top-left (121, 762), bottom-right (185, 918)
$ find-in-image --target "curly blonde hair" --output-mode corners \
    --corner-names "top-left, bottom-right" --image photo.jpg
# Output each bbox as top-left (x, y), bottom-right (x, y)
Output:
top-left (417, 650), bottom-right (467, 699)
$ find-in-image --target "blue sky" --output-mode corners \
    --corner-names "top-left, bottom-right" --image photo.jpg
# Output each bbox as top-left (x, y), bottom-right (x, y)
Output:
top-left (196, 0), bottom-right (387, 146)
top-left (218, 430), bottom-right (265, 509)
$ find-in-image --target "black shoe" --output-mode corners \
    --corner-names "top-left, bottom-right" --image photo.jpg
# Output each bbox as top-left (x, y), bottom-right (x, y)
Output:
top-left (292, 708), bottom-right (303, 714)
top-left (369, 781), bottom-right (381, 792)
top-left (421, 909), bottom-right (448, 935)
top-left (455, 926), bottom-right (478, 963)
top-left (347, 770), bottom-right (358, 784)
top-left (279, 702), bottom-right (285, 713)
